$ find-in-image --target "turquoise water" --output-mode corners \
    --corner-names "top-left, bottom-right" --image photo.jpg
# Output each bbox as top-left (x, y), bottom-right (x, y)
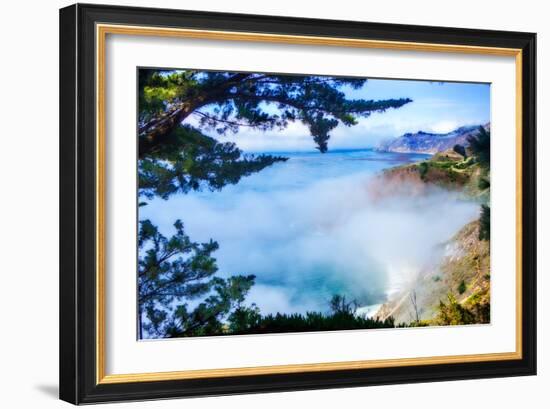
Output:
top-left (142, 149), bottom-right (477, 315)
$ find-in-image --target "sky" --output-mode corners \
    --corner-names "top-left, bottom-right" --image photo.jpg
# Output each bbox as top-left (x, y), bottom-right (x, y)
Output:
top-left (188, 77), bottom-right (490, 153)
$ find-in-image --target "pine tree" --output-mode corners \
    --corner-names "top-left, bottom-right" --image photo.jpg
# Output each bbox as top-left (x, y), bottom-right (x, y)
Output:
top-left (467, 127), bottom-right (490, 167)
top-left (139, 125), bottom-right (287, 199)
top-left (139, 69), bottom-right (412, 155)
top-left (138, 219), bottom-right (255, 338)
top-left (479, 204), bottom-right (490, 241)
top-left (137, 69), bottom-right (412, 337)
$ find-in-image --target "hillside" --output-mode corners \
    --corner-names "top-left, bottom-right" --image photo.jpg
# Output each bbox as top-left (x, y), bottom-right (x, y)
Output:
top-left (369, 147), bottom-right (490, 203)
top-left (371, 127), bottom-right (491, 326)
top-left (377, 123), bottom-right (490, 154)
top-left (375, 220), bottom-right (490, 325)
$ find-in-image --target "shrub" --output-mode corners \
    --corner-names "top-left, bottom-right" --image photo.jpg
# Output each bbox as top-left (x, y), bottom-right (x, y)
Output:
top-left (479, 205), bottom-right (490, 241)
top-left (435, 294), bottom-right (475, 325)
top-left (453, 144), bottom-right (467, 158)
top-left (226, 295), bottom-right (397, 335)
top-left (478, 176), bottom-right (490, 190)
top-left (418, 162), bottom-right (429, 180)
top-left (464, 292), bottom-right (491, 324)
top-left (467, 127), bottom-right (490, 168)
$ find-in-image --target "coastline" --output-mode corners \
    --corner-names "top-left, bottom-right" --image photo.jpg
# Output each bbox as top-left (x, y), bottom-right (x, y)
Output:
top-left (368, 143), bottom-right (491, 326)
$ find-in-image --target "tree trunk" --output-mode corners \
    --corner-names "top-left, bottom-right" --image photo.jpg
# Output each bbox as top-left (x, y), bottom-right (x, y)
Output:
top-left (138, 73), bottom-right (252, 158)
top-left (138, 101), bottom-right (197, 158)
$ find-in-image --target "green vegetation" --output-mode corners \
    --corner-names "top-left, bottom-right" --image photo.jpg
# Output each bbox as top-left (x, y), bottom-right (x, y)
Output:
top-left (411, 127), bottom-right (492, 244)
top-left (393, 127), bottom-right (491, 199)
top-left (408, 150), bottom-right (471, 189)
top-left (453, 143), bottom-right (467, 158)
top-left (435, 294), bottom-right (475, 325)
top-left (427, 128), bottom-right (491, 326)
top-left (469, 127), bottom-right (491, 242)
top-left (226, 295), bottom-right (396, 336)
top-left (139, 69), bottom-right (411, 154)
top-left (138, 219), bottom-right (256, 338)
top-left (138, 218), bottom-right (397, 338)
top-left (433, 291), bottom-right (490, 325)
top-left (231, 312), bottom-right (396, 335)
top-left (463, 290), bottom-right (491, 324)
top-left (478, 176), bottom-right (490, 190)
top-left (418, 161), bottom-right (429, 180)
top-left (378, 127), bottom-right (491, 327)
top-left (479, 204), bottom-right (491, 241)
top-left (457, 280), bottom-right (467, 295)
top-left (137, 69), bottom-right (413, 338)
top-left (453, 156), bottom-right (475, 170)
top-left (467, 127), bottom-right (490, 168)
top-left (139, 125), bottom-right (287, 199)
top-left (137, 68), bottom-right (493, 336)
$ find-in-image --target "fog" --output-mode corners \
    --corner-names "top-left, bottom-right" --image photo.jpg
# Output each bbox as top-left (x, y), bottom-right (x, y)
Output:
top-left (141, 151), bottom-right (479, 315)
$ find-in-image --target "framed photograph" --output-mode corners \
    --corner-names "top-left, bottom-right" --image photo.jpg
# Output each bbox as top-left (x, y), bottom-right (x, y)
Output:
top-left (59, 3), bottom-right (536, 404)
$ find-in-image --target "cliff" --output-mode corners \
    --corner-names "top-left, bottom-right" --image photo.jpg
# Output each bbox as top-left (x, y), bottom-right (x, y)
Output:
top-left (377, 123), bottom-right (490, 154)
top-left (375, 220), bottom-right (490, 325)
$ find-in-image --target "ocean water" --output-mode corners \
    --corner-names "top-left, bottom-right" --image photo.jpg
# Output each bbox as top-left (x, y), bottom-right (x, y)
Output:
top-left (142, 149), bottom-right (478, 316)
top-left (220, 149), bottom-right (431, 194)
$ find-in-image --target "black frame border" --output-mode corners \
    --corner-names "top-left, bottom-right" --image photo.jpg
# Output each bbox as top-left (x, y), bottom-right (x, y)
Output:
top-left (59, 3), bottom-right (536, 404)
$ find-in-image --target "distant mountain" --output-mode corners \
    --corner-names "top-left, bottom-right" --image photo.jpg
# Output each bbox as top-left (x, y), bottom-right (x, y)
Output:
top-left (377, 123), bottom-right (490, 154)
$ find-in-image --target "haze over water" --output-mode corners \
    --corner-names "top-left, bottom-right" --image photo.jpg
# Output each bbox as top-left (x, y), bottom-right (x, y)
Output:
top-left (142, 149), bottom-right (479, 316)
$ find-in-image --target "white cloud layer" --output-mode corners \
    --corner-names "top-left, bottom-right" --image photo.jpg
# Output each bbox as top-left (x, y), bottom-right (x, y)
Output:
top-left (143, 168), bottom-right (479, 314)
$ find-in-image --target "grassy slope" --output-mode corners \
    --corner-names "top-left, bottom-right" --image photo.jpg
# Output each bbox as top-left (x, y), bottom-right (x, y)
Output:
top-left (380, 149), bottom-right (488, 196)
